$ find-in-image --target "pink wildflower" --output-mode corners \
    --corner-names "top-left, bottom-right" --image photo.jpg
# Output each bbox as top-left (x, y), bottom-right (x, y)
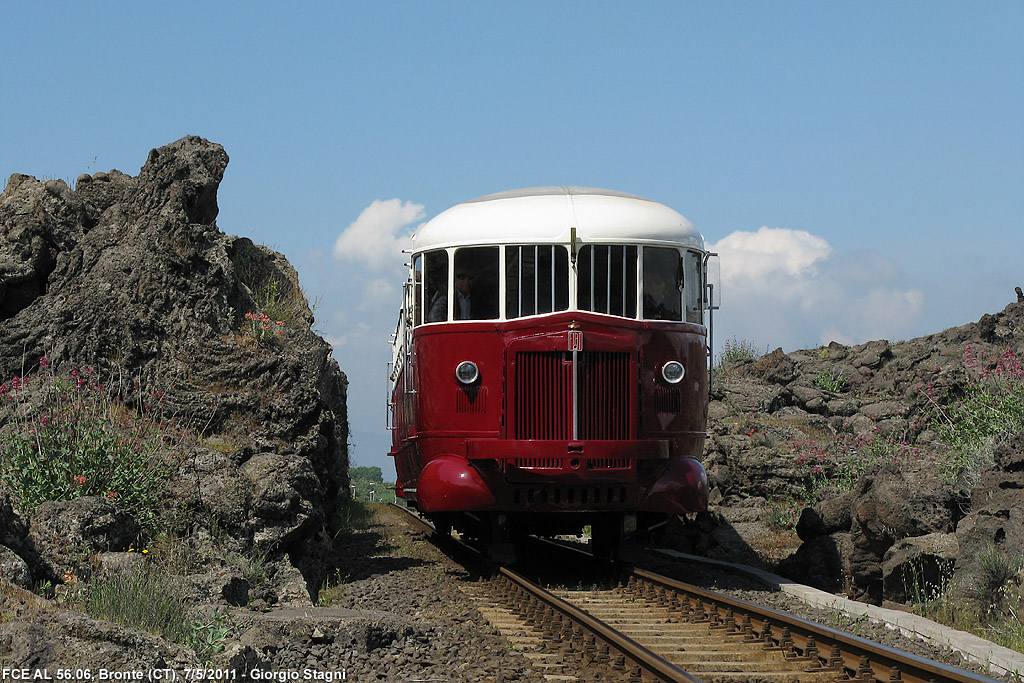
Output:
top-left (73, 475), bottom-right (87, 486)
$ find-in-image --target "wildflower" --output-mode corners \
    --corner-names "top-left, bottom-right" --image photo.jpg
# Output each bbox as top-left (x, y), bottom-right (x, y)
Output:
top-left (73, 475), bottom-right (87, 486)
top-left (105, 491), bottom-right (119, 500)
top-left (747, 428), bottom-right (756, 437)
top-left (62, 570), bottom-right (79, 585)
top-left (39, 356), bottom-right (50, 369)
top-left (813, 466), bottom-right (822, 474)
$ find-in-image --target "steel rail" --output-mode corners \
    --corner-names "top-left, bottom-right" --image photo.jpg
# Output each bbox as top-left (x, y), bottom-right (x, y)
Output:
top-left (634, 568), bottom-right (1003, 683)
top-left (499, 566), bottom-right (703, 683)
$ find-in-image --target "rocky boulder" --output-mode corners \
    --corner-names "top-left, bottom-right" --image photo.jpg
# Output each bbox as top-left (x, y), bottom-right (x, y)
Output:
top-left (847, 466), bottom-right (960, 603)
top-left (28, 497), bottom-right (140, 580)
top-left (881, 532), bottom-right (959, 604)
top-left (0, 136), bottom-right (348, 601)
top-left (0, 609), bottom-right (200, 669)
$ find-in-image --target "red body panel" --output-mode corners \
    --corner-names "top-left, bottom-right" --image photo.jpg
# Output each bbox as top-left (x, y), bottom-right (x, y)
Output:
top-left (390, 311), bottom-right (708, 516)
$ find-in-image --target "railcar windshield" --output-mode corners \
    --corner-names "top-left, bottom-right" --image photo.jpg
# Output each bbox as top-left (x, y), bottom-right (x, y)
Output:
top-left (414, 243), bottom-right (705, 325)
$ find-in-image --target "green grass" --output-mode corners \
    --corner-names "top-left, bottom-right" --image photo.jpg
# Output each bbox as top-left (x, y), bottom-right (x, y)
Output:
top-left (82, 564), bottom-right (231, 658)
top-left (84, 564), bottom-right (192, 642)
top-left (717, 337), bottom-right (763, 367)
top-left (814, 368), bottom-right (849, 392)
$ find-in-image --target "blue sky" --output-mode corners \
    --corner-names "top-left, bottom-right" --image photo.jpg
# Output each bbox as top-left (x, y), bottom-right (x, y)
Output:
top-left (4, 3), bottom-right (1022, 475)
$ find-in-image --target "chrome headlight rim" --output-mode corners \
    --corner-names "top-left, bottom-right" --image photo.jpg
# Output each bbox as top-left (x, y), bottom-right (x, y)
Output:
top-left (661, 360), bottom-right (685, 384)
top-left (455, 360), bottom-right (480, 385)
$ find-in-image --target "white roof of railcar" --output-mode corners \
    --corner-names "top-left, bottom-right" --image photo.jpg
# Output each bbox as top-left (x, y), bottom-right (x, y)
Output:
top-left (411, 186), bottom-right (704, 252)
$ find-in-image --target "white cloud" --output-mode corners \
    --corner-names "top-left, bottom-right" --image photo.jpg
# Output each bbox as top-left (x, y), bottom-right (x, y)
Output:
top-left (708, 227), bottom-right (925, 353)
top-left (712, 227), bottom-right (832, 279)
top-left (332, 199), bottom-right (425, 271)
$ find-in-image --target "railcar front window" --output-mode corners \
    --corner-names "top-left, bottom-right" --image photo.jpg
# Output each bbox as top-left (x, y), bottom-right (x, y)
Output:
top-left (424, 250), bottom-right (449, 323)
top-left (506, 245), bottom-right (569, 318)
top-left (452, 246), bottom-right (500, 320)
top-left (577, 245), bottom-right (638, 318)
top-left (642, 247), bottom-right (683, 321)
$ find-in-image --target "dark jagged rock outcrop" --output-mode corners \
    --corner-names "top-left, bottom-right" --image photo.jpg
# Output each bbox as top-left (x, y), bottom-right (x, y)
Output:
top-left (694, 298), bottom-right (1024, 604)
top-left (0, 137), bottom-right (348, 602)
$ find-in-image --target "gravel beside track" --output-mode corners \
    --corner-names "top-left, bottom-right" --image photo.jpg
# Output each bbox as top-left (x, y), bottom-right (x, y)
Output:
top-left (271, 504), bottom-right (548, 682)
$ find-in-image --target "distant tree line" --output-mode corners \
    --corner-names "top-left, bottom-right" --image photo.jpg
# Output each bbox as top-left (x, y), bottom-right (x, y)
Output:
top-left (349, 465), bottom-right (397, 503)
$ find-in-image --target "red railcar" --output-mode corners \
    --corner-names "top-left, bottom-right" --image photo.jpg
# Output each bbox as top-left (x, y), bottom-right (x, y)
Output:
top-left (388, 187), bottom-right (718, 555)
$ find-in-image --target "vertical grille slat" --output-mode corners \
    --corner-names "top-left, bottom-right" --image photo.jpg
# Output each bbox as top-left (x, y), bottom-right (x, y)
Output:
top-left (515, 351), bottom-right (630, 440)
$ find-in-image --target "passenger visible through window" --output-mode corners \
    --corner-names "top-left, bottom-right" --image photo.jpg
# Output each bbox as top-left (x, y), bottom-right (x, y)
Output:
top-left (448, 246), bottom-right (499, 320)
top-left (642, 247), bottom-right (682, 321)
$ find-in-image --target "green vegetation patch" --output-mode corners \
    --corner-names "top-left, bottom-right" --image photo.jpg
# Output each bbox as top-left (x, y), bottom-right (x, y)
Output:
top-left (0, 360), bottom-right (182, 531)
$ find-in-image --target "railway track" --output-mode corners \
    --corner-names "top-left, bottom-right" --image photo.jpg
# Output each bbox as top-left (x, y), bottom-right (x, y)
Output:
top-left (390, 503), bottom-right (1004, 683)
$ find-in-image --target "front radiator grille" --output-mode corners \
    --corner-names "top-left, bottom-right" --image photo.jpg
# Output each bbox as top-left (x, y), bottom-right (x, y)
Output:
top-left (513, 351), bottom-right (630, 440)
top-left (514, 352), bottom-right (573, 439)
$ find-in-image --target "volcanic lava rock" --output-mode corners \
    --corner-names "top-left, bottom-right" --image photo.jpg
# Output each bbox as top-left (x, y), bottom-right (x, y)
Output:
top-left (0, 136), bottom-right (348, 601)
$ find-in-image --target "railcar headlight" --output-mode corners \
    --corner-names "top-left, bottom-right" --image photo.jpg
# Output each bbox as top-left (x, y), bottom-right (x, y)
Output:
top-left (661, 361), bottom-right (685, 384)
top-left (455, 361), bottom-right (479, 384)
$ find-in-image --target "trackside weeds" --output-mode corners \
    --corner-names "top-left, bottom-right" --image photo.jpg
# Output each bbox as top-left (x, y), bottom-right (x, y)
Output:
top-left (0, 358), bottom-right (181, 530)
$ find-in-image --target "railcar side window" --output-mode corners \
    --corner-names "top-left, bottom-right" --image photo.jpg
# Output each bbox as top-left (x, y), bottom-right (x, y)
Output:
top-left (506, 245), bottom-right (569, 318)
top-left (642, 247), bottom-right (683, 321)
top-left (452, 246), bottom-right (500, 320)
top-left (685, 250), bottom-right (703, 324)
top-left (577, 245), bottom-right (638, 318)
top-left (424, 250), bottom-right (449, 323)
